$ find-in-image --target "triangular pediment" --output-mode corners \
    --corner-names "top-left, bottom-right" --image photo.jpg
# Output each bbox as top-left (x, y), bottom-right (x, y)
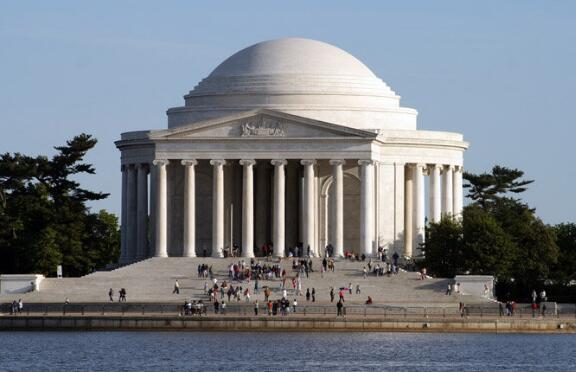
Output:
top-left (150, 110), bottom-right (377, 140)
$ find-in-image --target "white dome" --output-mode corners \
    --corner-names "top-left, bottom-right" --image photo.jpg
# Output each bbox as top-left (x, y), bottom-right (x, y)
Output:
top-left (208, 38), bottom-right (376, 78)
top-left (168, 38), bottom-right (417, 131)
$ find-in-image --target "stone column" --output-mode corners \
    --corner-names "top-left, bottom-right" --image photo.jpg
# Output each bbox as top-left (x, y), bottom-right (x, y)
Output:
top-left (136, 163), bottom-right (149, 259)
top-left (404, 165), bottom-right (414, 257)
top-left (329, 160), bottom-right (345, 257)
top-left (240, 159), bottom-right (256, 258)
top-left (442, 165), bottom-right (454, 216)
top-left (301, 160), bottom-right (316, 257)
top-left (210, 160), bottom-right (226, 258)
top-left (271, 160), bottom-right (287, 257)
top-left (181, 160), bottom-right (197, 257)
top-left (359, 160), bottom-right (375, 257)
top-left (429, 164), bottom-right (442, 223)
top-left (413, 164), bottom-right (426, 251)
top-left (453, 165), bottom-right (464, 219)
top-left (153, 160), bottom-right (168, 257)
top-left (120, 165), bottom-right (128, 263)
top-left (126, 164), bottom-right (137, 261)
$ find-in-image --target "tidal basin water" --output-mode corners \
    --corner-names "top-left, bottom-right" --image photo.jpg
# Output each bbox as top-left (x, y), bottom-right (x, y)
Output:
top-left (1, 332), bottom-right (575, 371)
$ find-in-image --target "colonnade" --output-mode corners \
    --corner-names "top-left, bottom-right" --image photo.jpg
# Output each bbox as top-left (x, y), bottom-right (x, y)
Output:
top-left (405, 164), bottom-right (464, 257)
top-left (119, 160), bottom-right (463, 262)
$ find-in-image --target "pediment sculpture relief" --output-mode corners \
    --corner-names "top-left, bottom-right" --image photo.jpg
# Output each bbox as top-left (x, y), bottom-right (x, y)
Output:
top-left (241, 116), bottom-right (286, 137)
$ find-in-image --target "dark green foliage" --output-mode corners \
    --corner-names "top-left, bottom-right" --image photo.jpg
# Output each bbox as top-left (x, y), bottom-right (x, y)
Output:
top-left (424, 165), bottom-right (570, 301)
top-left (551, 223), bottom-right (576, 286)
top-left (0, 134), bottom-right (119, 276)
top-left (423, 217), bottom-right (463, 278)
top-left (463, 166), bottom-right (533, 208)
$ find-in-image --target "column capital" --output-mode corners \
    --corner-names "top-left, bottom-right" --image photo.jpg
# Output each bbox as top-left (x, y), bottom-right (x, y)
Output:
top-left (454, 165), bottom-right (464, 173)
top-left (429, 164), bottom-right (443, 171)
top-left (358, 159), bottom-right (375, 166)
top-left (209, 159), bottom-right (227, 166)
top-left (239, 159), bottom-right (256, 166)
top-left (121, 164), bottom-right (127, 172)
top-left (181, 159), bottom-right (198, 167)
top-left (153, 159), bottom-right (169, 167)
top-left (136, 163), bottom-right (149, 171)
top-left (271, 159), bottom-right (287, 167)
top-left (415, 163), bottom-right (427, 170)
top-left (300, 159), bottom-right (316, 166)
top-left (329, 159), bottom-right (346, 166)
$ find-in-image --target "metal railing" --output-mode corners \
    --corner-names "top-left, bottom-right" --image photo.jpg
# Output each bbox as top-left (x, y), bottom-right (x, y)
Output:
top-left (2, 302), bottom-right (576, 319)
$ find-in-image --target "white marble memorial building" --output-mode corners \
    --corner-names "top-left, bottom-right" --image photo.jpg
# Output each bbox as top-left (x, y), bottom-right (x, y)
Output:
top-left (116, 38), bottom-right (468, 263)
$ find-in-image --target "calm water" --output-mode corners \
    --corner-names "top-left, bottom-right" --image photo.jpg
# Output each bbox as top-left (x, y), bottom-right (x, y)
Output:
top-left (1, 332), bottom-right (575, 371)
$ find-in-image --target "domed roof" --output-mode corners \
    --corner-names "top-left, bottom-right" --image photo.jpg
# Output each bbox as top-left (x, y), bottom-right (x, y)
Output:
top-left (168, 38), bottom-right (418, 131)
top-left (209, 38), bottom-right (377, 78)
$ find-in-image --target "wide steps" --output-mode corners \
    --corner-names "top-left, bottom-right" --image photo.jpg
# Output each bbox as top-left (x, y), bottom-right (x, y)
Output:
top-left (1, 257), bottom-right (491, 306)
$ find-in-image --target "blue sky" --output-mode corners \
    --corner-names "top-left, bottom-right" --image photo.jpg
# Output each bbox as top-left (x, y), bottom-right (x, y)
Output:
top-left (1, 1), bottom-right (574, 224)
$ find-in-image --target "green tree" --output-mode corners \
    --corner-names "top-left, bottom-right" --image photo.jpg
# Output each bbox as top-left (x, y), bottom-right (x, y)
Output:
top-left (464, 166), bottom-right (533, 208)
top-left (461, 205), bottom-right (516, 278)
top-left (552, 223), bottom-right (576, 285)
top-left (422, 217), bottom-right (463, 277)
top-left (0, 134), bottom-right (118, 276)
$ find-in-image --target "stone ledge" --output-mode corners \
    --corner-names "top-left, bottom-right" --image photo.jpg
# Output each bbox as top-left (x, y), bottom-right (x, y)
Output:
top-left (1, 316), bottom-right (575, 334)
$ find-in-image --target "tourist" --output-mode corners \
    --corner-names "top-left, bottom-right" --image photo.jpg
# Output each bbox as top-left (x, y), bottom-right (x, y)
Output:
top-left (282, 289), bottom-right (287, 299)
top-left (531, 302), bottom-right (538, 318)
top-left (498, 302), bottom-right (504, 317)
top-left (213, 300), bottom-right (219, 314)
top-left (459, 302), bottom-right (465, 317)
top-left (254, 278), bottom-right (259, 294)
top-left (392, 252), bottom-right (399, 266)
top-left (297, 276), bottom-right (302, 296)
top-left (540, 290), bottom-right (547, 302)
top-left (348, 283), bottom-right (352, 295)
top-left (18, 299), bottom-right (23, 313)
top-left (306, 288), bottom-right (311, 301)
top-left (108, 288), bottom-right (114, 301)
top-left (454, 282), bottom-right (460, 293)
top-left (267, 300), bottom-right (273, 316)
top-left (446, 284), bottom-right (452, 296)
top-left (541, 303), bottom-right (547, 317)
top-left (264, 287), bottom-right (271, 301)
top-left (355, 284), bottom-right (361, 294)
top-left (336, 299), bottom-right (344, 316)
top-left (312, 288), bottom-right (316, 302)
top-left (362, 266), bottom-right (367, 279)
top-left (119, 288), bottom-right (127, 302)
top-left (339, 289), bottom-right (345, 302)
top-left (10, 300), bottom-right (17, 314)
top-left (365, 296), bottom-right (373, 305)
top-left (203, 281), bottom-right (208, 294)
top-left (531, 289), bottom-right (538, 303)
top-left (173, 280), bottom-right (180, 294)
top-left (254, 300), bottom-right (259, 316)
top-left (292, 298), bottom-right (297, 313)
top-left (221, 301), bottom-right (226, 314)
